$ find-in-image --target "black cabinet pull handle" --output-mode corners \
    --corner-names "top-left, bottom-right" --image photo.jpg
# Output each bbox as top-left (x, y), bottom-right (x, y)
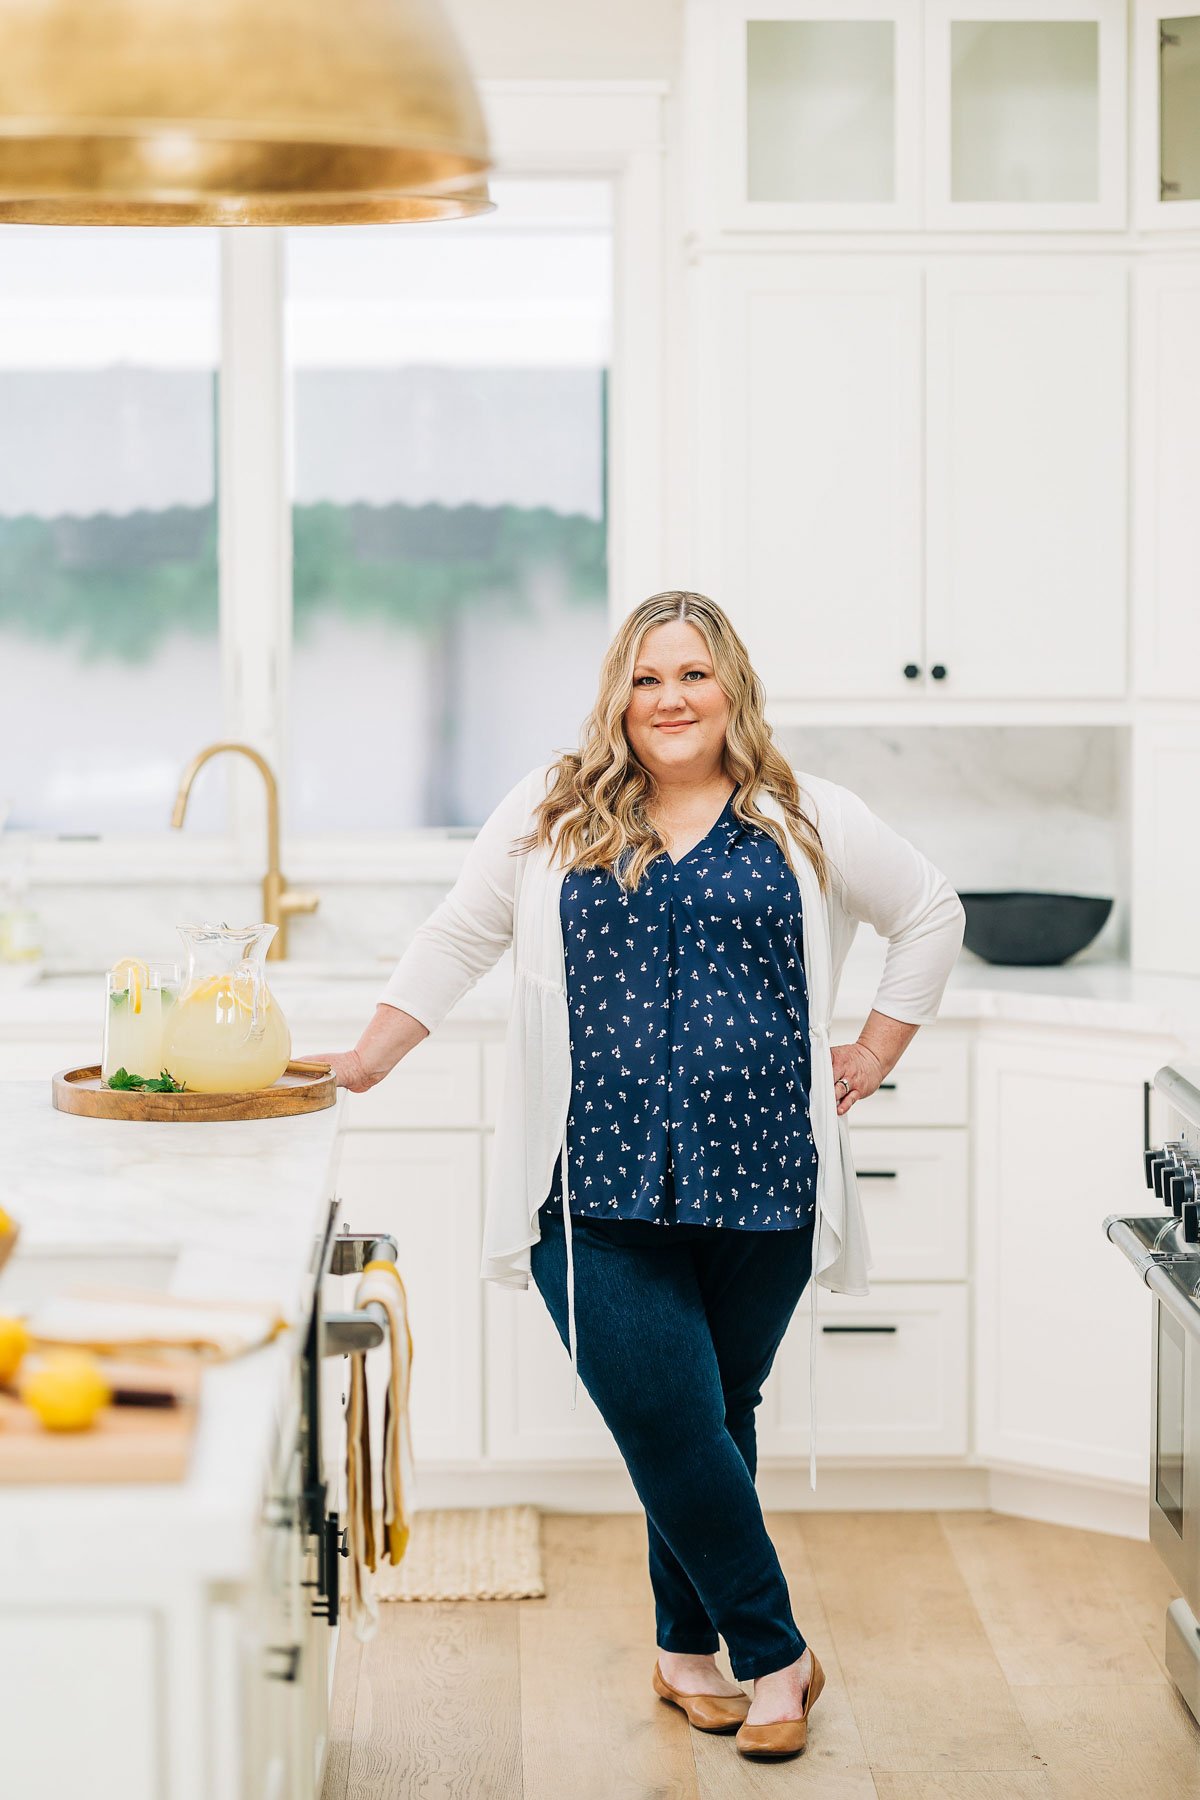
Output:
top-left (931, 663), bottom-right (947, 680)
top-left (857, 1170), bottom-right (897, 1180)
top-left (822, 1323), bottom-right (898, 1334)
top-left (879, 1081), bottom-right (897, 1091)
top-left (265, 1644), bottom-right (302, 1683)
top-left (903, 663), bottom-right (921, 680)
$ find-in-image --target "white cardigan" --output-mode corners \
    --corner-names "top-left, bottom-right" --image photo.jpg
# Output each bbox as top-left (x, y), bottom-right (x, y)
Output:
top-left (378, 761), bottom-right (966, 1488)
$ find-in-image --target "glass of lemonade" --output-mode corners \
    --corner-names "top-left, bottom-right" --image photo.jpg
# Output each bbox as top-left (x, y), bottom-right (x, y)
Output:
top-left (101, 957), bottom-right (183, 1083)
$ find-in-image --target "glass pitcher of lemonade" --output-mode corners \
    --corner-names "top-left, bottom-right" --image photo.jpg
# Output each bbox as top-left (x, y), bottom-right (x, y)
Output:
top-left (161, 923), bottom-right (291, 1094)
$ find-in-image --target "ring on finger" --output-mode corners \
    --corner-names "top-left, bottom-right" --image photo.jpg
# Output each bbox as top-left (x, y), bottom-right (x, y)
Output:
top-left (836, 1075), bottom-right (851, 1095)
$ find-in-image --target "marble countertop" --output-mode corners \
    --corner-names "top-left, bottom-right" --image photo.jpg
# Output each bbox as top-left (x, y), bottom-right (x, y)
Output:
top-left (6, 943), bottom-right (1200, 1048)
top-left (0, 1081), bottom-right (347, 1588)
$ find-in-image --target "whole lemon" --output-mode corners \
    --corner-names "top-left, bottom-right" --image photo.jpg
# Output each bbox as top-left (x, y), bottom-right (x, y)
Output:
top-left (0, 1315), bottom-right (30, 1383)
top-left (20, 1350), bottom-right (110, 1431)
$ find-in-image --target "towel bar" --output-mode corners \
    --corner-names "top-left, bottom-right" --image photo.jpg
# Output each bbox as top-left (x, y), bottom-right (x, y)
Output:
top-left (322, 1230), bottom-right (399, 1357)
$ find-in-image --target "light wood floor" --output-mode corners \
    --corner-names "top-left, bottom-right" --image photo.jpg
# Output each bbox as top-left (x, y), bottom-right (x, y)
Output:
top-left (321, 1510), bottom-right (1200, 1799)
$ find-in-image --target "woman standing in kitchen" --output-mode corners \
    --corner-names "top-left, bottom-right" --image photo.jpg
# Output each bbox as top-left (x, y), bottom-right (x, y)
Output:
top-left (319, 591), bottom-right (965, 1761)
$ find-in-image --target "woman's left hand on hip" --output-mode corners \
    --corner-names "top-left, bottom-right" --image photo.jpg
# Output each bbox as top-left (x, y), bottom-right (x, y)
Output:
top-left (830, 1041), bottom-right (885, 1115)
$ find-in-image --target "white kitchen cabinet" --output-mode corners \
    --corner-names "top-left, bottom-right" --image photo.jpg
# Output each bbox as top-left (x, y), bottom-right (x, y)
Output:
top-left (343, 1037), bottom-right (482, 1130)
top-left (690, 0), bottom-right (1127, 235)
top-left (1134, 2), bottom-right (1200, 228)
top-left (691, 255), bottom-right (924, 699)
top-left (973, 1029), bottom-right (1169, 1484)
top-left (761, 1281), bottom-right (970, 1458)
top-left (1132, 260), bottom-right (1200, 697)
top-left (0, 1613), bottom-right (161, 1800)
top-left (335, 1130), bottom-right (484, 1465)
top-left (691, 254), bottom-right (1128, 702)
top-left (923, 0), bottom-right (1127, 229)
top-left (924, 258), bottom-right (1128, 699)
top-left (481, 1137), bottom-right (622, 1464)
top-left (710, 0), bottom-right (925, 230)
top-left (760, 1022), bottom-right (970, 1458)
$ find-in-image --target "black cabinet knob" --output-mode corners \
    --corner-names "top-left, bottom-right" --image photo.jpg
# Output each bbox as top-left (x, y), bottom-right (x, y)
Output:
top-left (903, 663), bottom-right (921, 680)
top-left (930, 663), bottom-right (947, 681)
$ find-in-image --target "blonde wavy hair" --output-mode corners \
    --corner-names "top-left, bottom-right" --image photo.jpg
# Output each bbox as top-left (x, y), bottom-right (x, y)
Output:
top-left (511, 590), bottom-right (829, 892)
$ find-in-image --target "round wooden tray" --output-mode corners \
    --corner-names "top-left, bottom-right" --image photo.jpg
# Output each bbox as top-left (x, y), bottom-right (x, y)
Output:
top-left (52, 1061), bottom-right (338, 1122)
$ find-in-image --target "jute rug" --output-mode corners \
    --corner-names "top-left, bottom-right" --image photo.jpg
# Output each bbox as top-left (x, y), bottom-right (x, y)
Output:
top-left (373, 1505), bottom-right (545, 1602)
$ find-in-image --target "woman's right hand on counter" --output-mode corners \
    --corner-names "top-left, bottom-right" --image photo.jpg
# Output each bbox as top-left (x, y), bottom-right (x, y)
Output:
top-left (303, 1003), bottom-right (430, 1094)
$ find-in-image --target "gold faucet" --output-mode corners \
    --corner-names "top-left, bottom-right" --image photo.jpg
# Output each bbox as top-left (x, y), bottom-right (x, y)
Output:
top-left (170, 742), bottom-right (319, 961)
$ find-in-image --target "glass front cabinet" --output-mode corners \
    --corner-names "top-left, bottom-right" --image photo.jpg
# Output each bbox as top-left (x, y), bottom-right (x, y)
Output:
top-left (717, 0), bottom-right (925, 228)
top-left (1136, 2), bottom-right (1200, 226)
top-left (707, 0), bottom-right (1129, 230)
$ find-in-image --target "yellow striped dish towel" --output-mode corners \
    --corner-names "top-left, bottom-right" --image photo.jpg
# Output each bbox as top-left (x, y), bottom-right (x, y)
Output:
top-left (343, 1258), bottom-right (415, 1640)
top-left (344, 1341), bottom-right (379, 1640)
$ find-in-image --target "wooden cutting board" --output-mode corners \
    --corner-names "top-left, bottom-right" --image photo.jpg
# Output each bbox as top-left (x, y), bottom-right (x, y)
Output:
top-left (0, 1359), bottom-right (202, 1483)
top-left (52, 1061), bottom-right (336, 1122)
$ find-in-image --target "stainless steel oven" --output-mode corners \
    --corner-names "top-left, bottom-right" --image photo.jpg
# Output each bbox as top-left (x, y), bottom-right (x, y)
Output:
top-left (1106, 1062), bottom-right (1200, 1725)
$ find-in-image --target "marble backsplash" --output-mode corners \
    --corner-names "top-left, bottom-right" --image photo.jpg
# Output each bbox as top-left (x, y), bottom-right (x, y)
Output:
top-left (13, 725), bottom-right (1129, 971)
top-left (776, 724), bottom-right (1129, 965)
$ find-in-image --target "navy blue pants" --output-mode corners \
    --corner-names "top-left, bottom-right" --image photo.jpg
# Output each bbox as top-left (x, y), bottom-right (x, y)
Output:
top-left (530, 1206), bottom-right (816, 1681)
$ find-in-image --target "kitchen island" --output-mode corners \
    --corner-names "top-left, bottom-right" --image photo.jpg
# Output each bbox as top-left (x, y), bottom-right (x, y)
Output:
top-left (0, 1079), bottom-right (350, 1800)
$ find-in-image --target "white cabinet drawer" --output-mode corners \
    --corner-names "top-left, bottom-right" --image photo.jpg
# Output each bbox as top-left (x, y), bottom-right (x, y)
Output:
top-left (344, 1039), bottom-right (482, 1129)
top-left (832, 1023), bottom-right (969, 1126)
top-left (762, 1282), bottom-right (968, 1460)
top-left (849, 1128), bottom-right (968, 1280)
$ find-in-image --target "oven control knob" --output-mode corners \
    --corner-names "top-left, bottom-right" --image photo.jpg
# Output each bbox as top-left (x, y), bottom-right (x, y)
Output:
top-left (1165, 1166), bottom-right (1194, 1209)
top-left (1183, 1200), bottom-right (1199, 1246)
top-left (1167, 1169), bottom-right (1195, 1216)
top-left (1152, 1147), bottom-right (1189, 1200)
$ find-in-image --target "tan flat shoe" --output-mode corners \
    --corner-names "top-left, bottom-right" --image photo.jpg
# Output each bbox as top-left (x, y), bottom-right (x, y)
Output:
top-left (735, 1648), bottom-right (825, 1760)
top-left (652, 1661), bottom-right (751, 1733)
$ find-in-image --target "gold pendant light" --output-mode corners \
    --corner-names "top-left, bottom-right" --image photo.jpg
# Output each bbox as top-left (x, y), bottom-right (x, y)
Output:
top-left (0, 0), bottom-right (492, 222)
top-left (0, 187), bottom-right (495, 226)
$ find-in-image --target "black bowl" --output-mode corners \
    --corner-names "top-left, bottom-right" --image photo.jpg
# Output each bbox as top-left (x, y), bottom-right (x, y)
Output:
top-left (958, 891), bottom-right (1113, 967)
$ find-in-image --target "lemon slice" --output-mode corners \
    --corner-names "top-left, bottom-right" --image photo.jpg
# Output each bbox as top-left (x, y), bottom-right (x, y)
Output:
top-left (110, 955), bottom-right (148, 1016)
top-left (228, 969), bottom-right (270, 1016)
top-left (178, 973), bottom-right (270, 1017)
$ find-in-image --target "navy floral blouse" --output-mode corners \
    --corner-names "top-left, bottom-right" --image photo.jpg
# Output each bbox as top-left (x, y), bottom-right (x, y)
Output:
top-left (539, 785), bottom-right (818, 1234)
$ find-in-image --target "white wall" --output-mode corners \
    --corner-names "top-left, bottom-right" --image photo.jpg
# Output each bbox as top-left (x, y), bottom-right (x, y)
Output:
top-left (446, 0), bottom-right (683, 80)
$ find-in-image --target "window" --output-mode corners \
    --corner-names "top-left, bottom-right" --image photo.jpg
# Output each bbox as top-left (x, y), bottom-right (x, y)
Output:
top-left (0, 229), bottom-right (224, 834)
top-left (284, 179), bottom-right (613, 831)
top-left (0, 82), bottom-right (668, 862)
